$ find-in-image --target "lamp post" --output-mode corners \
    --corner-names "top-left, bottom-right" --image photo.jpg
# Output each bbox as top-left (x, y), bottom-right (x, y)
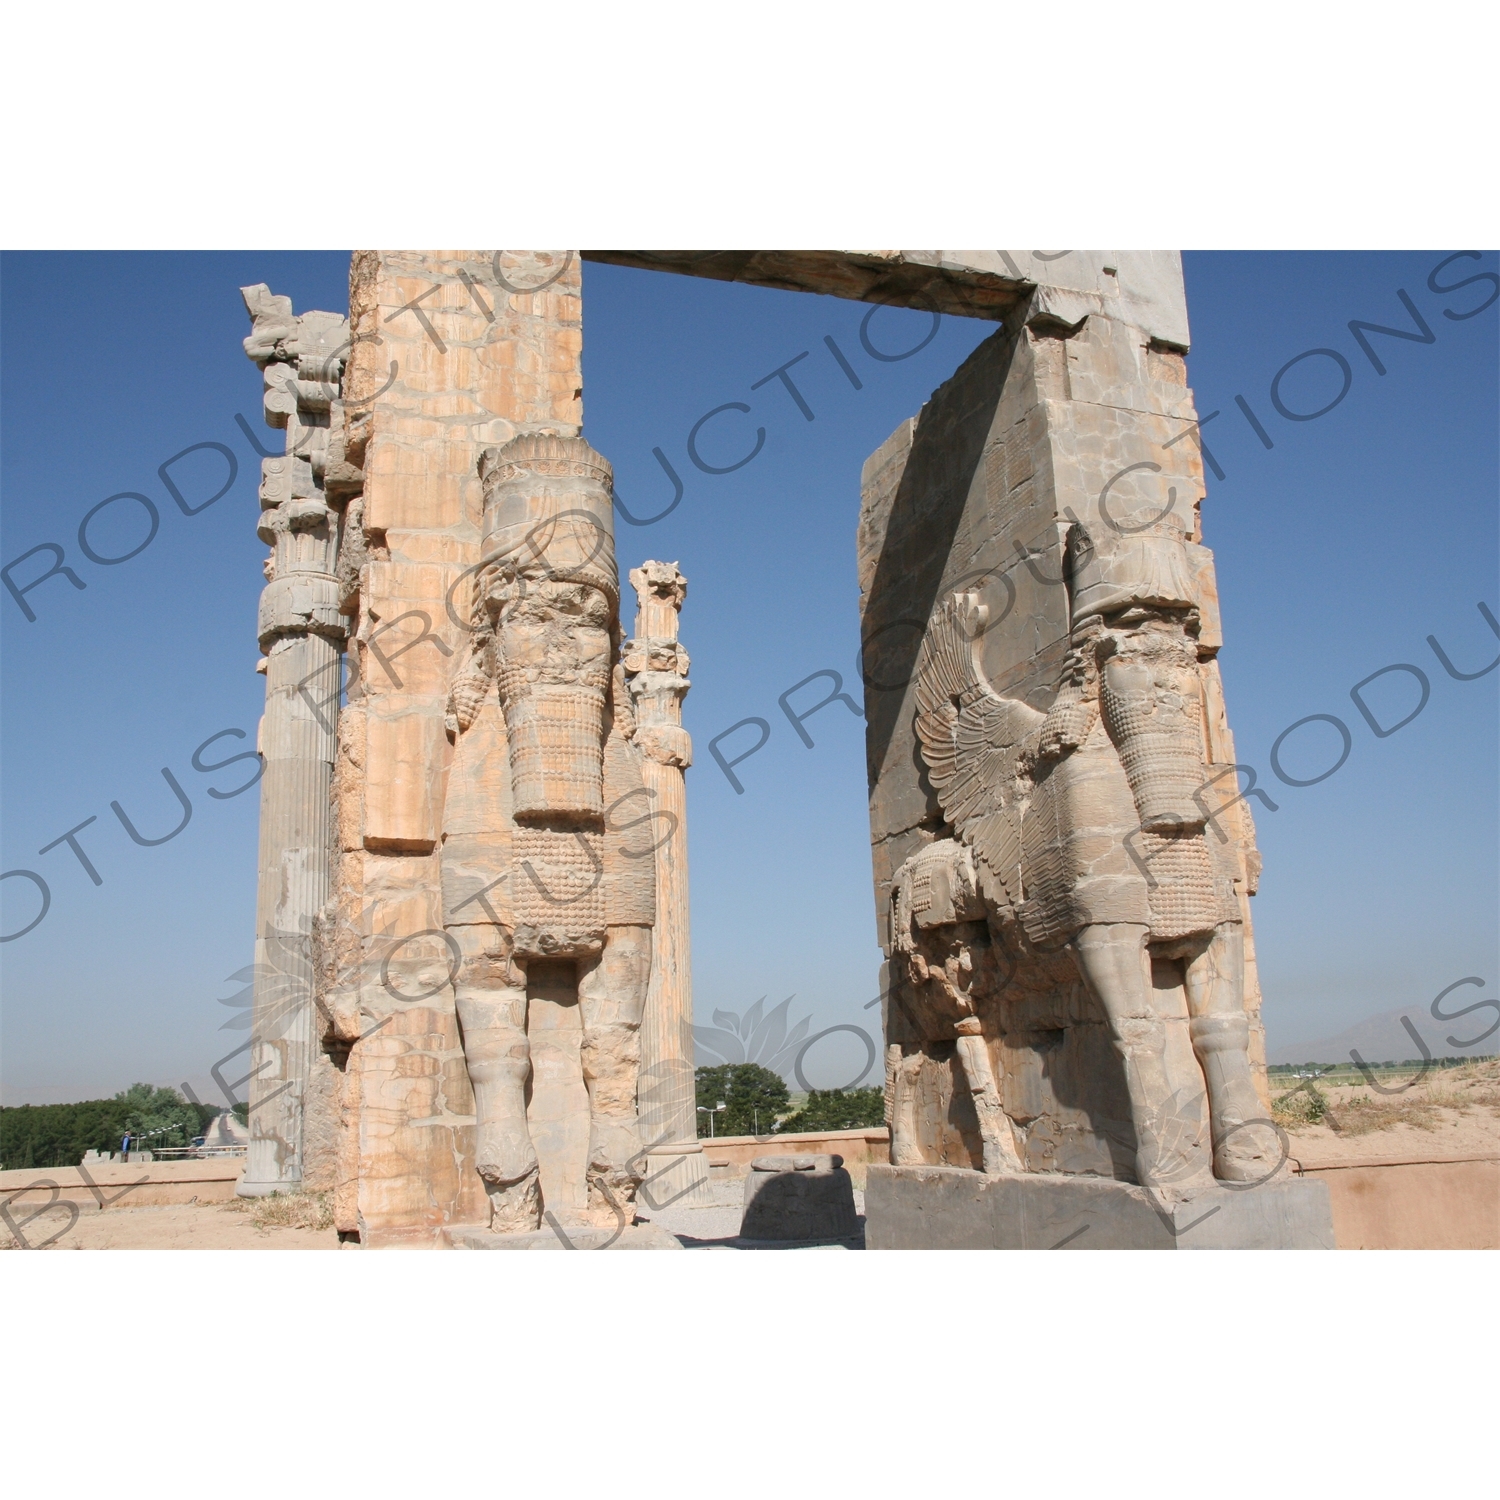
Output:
top-left (697, 1101), bottom-right (726, 1139)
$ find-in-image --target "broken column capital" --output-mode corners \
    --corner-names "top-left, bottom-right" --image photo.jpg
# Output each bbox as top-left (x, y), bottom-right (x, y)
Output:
top-left (629, 559), bottom-right (687, 615)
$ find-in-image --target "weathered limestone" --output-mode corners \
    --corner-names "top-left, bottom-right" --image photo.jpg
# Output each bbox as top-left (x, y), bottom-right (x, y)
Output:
top-left (624, 561), bottom-right (710, 1207)
top-left (317, 252), bottom-right (586, 1242)
top-left (446, 1222), bottom-right (684, 1250)
top-left (237, 286), bottom-right (348, 1197)
top-left (853, 255), bottom-right (1327, 1246)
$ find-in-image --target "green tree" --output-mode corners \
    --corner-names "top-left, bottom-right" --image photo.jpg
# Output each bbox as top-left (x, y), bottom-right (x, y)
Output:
top-left (1, 1096), bottom-right (132, 1169)
top-left (695, 1064), bottom-right (789, 1138)
top-left (777, 1087), bottom-right (886, 1134)
top-left (113, 1083), bottom-right (200, 1150)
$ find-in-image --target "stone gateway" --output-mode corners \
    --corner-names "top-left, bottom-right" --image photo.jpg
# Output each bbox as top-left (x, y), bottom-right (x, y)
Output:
top-left (235, 251), bottom-right (1332, 1250)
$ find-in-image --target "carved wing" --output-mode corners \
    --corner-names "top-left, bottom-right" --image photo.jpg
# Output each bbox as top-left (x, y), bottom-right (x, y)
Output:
top-left (913, 593), bottom-right (1043, 909)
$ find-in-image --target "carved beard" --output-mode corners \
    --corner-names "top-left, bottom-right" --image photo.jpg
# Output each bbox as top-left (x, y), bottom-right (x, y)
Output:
top-left (494, 577), bottom-right (613, 821)
top-left (1098, 625), bottom-right (1207, 833)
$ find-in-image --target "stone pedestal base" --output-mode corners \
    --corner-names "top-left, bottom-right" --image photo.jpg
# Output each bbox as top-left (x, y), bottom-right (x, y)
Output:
top-left (636, 1145), bottom-right (712, 1211)
top-left (444, 1222), bottom-right (683, 1250)
top-left (742, 1154), bottom-right (858, 1241)
top-left (235, 1172), bottom-right (300, 1199)
top-left (864, 1165), bottom-right (1335, 1250)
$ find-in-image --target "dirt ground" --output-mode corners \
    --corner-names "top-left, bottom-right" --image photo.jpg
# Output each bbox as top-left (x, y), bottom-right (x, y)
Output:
top-left (1, 1180), bottom-right (866, 1252)
top-left (1, 1194), bottom-right (344, 1251)
top-left (1275, 1057), bottom-right (1500, 1164)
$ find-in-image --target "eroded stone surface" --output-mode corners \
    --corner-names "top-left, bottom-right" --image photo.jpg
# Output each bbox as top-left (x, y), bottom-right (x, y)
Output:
top-left (282, 256), bottom-right (673, 1245)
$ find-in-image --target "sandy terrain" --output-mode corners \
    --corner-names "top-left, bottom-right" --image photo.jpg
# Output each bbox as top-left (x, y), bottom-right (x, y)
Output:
top-left (1276, 1058), bottom-right (1500, 1165)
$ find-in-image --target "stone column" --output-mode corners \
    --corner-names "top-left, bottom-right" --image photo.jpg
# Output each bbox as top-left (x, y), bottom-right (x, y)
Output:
top-left (237, 286), bottom-right (349, 1196)
top-left (624, 562), bottom-right (710, 1207)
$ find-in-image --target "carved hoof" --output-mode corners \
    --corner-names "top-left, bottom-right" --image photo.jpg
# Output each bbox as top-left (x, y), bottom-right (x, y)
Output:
top-left (474, 1125), bottom-right (539, 1190)
top-left (1136, 1124), bottom-right (1212, 1196)
top-left (486, 1169), bottom-right (542, 1234)
top-left (587, 1163), bottom-right (640, 1216)
top-left (979, 1154), bottom-right (1024, 1177)
top-left (1212, 1120), bottom-right (1285, 1183)
top-left (585, 1121), bottom-right (646, 1221)
top-left (588, 1120), bottom-right (645, 1182)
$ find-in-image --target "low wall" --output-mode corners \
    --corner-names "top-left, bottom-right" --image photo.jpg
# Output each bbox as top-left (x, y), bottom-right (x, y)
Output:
top-left (9, 1138), bottom-right (1487, 1247)
top-left (703, 1133), bottom-right (1497, 1245)
top-left (1291, 1149), bottom-right (1499, 1250)
top-left (0, 1157), bottom-right (245, 1211)
top-left (703, 1128), bottom-right (890, 1188)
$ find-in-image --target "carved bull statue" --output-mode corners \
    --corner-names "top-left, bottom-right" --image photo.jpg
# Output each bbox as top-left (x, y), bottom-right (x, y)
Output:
top-left (887, 518), bottom-right (1279, 1197)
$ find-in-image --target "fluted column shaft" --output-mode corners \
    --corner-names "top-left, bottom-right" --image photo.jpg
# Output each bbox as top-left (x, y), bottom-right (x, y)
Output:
top-left (237, 285), bottom-right (348, 1196)
top-left (625, 562), bottom-right (709, 1206)
top-left (244, 633), bottom-right (339, 1190)
top-left (635, 742), bottom-right (692, 1142)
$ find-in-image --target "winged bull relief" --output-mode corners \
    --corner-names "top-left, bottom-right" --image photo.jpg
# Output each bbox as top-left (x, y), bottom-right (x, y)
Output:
top-left (886, 528), bottom-right (1279, 1198)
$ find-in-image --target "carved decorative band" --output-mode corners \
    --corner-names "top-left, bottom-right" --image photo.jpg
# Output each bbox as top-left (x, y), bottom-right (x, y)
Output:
top-left (484, 458), bottom-right (612, 484)
top-left (479, 433), bottom-right (613, 487)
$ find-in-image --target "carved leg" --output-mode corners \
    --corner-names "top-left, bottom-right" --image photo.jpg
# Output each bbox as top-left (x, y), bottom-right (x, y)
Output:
top-left (578, 924), bottom-right (650, 1221)
top-left (1183, 923), bottom-right (1280, 1182)
top-left (1070, 922), bottom-right (1209, 1191)
top-left (888, 1045), bottom-right (927, 1166)
top-left (953, 1019), bottom-right (1024, 1174)
top-left (455, 982), bottom-right (541, 1233)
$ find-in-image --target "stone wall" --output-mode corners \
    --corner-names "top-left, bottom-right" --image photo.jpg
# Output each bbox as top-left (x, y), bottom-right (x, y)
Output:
top-left (701, 1126), bottom-right (890, 1189)
top-left (0, 1157), bottom-right (246, 1208)
top-left (1291, 1149), bottom-right (1500, 1249)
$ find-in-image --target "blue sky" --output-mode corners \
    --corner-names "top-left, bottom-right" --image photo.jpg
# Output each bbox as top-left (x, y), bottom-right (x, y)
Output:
top-left (1, 251), bottom-right (1495, 1105)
